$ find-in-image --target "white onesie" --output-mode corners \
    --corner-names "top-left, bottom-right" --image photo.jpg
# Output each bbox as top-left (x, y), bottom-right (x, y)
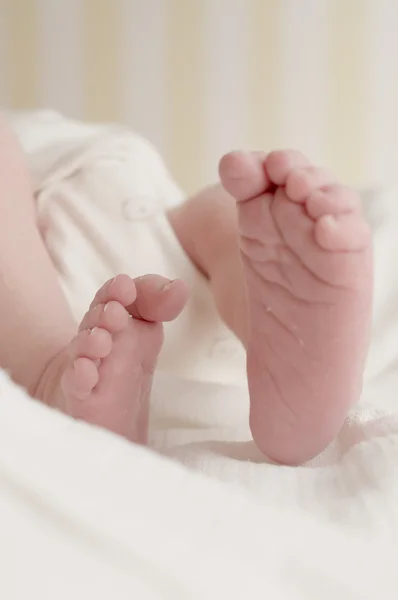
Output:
top-left (8, 110), bottom-right (247, 387)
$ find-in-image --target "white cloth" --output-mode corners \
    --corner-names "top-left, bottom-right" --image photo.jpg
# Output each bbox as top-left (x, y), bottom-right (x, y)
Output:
top-left (1, 371), bottom-right (397, 600)
top-left (3, 110), bottom-right (398, 597)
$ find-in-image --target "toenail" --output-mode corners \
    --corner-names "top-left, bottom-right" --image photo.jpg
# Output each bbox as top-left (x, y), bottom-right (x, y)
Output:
top-left (161, 279), bottom-right (177, 292)
top-left (89, 327), bottom-right (99, 336)
top-left (323, 214), bottom-right (337, 228)
top-left (103, 302), bottom-right (110, 312)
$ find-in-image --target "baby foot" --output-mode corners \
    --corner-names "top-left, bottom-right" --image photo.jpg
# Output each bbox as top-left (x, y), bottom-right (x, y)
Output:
top-left (220, 150), bottom-right (373, 464)
top-left (36, 274), bottom-right (189, 443)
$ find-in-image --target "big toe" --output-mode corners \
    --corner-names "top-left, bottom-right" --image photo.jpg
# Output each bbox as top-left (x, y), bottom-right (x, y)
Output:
top-left (219, 151), bottom-right (269, 201)
top-left (129, 275), bottom-right (190, 322)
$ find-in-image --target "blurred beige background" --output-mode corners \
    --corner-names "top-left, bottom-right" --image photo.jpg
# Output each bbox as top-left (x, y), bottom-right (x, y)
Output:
top-left (1, 0), bottom-right (398, 194)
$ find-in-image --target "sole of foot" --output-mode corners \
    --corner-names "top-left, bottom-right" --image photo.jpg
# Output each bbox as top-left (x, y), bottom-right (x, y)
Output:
top-left (220, 149), bottom-right (373, 465)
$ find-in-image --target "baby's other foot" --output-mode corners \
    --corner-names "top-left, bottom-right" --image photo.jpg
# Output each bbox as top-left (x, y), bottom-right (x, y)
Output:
top-left (220, 150), bottom-right (373, 464)
top-left (36, 274), bottom-right (189, 443)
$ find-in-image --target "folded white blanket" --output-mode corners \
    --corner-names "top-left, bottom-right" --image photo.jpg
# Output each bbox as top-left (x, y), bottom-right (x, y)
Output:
top-left (2, 111), bottom-right (398, 597)
top-left (1, 372), bottom-right (398, 599)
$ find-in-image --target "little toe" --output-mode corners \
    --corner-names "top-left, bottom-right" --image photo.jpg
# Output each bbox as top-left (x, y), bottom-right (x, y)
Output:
top-left (89, 274), bottom-right (137, 309)
top-left (79, 301), bottom-right (129, 333)
top-left (219, 150), bottom-right (269, 201)
top-left (68, 327), bottom-right (112, 361)
top-left (315, 214), bottom-right (371, 252)
top-left (61, 357), bottom-right (99, 400)
top-left (286, 166), bottom-right (336, 203)
top-left (306, 185), bottom-right (361, 219)
top-left (272, 187), bottom-right (360, 285)
top-left (129, 275), bottom-right (190, 322)
top-left (265, 150), bottom-right (310, 185)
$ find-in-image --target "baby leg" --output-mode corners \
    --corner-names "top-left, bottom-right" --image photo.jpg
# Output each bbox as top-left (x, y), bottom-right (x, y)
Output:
top-left (0, 115), bottom-right (189, 441)
top-left (168, 150), bottom-right (372, 464)
top-left (0, 113), bottom-right (76, 394)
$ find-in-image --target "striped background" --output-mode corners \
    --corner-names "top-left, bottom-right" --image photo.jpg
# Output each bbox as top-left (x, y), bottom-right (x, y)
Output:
top-left (1, 0), bottom-right (398, 194)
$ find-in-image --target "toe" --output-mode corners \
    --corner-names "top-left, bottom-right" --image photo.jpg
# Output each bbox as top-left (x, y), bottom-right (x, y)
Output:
top-left (61, 357), bottom-right (99, 400)
top-left (265, 150), bottom-right (310, 185)
top-left (68, 327), bottom-right (112, 361)
top-left (79, 301), bottom-right (129, 333)
top-left (306, 184), bottom-right (361, 219)
top-left (315, 214), bottom-right (371, 251)
top-left (129, 275), bottom-right (190, 322)
top-left (272, 188), bottom-right (368, 285)
top-left (219, 150), bottom-right (270, 201)
top-left (286, 166), bottom-right (336, 203)
top-left (273, 187), bottom-right (314, 250)
top-left (89, 274), bottom-right (137, 309)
